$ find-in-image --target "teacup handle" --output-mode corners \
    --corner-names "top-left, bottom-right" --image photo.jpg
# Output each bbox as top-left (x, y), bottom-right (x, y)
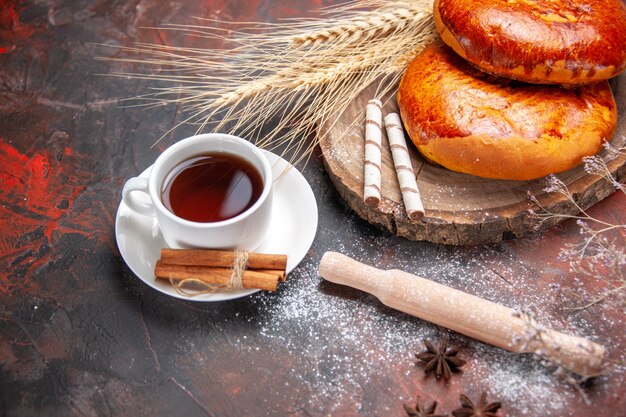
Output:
top-left (122, 177), bottom-right (156, 216)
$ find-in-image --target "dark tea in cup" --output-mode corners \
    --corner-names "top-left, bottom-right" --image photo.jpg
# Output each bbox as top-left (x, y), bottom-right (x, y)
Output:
top-left (161, 153), bottom-right (264, 223)
top-left (122, 133), bottom-right (272, 250)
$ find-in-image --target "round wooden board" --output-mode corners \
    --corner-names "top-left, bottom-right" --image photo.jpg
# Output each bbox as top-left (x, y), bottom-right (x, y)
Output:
top-left (319, 73), bottom-right (626, 245)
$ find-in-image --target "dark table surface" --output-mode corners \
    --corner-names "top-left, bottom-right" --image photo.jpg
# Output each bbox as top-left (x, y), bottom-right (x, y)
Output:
top-left (1, 1), bottom-right (625, 416)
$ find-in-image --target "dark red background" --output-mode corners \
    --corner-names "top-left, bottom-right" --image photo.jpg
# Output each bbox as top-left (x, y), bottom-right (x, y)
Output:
top-left (1, 1), bottom-right (624, 416)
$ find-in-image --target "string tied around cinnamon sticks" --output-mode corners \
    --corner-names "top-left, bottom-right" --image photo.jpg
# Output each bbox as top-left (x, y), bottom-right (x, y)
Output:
top-left (168, 250), bottom-right (249, 296)
top-left (154, 249), bottom-right (288, 296)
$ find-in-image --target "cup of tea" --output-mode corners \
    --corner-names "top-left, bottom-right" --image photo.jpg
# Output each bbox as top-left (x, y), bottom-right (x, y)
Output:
top-left (122, 133), bottom-right (273, 250)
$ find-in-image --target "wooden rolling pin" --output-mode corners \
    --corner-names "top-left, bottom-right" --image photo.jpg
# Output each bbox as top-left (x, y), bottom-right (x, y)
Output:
top-left (319, 252), bottom-right (605, 377)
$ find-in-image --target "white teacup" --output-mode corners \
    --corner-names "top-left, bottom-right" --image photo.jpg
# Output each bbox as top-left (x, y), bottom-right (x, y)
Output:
top-left (122, 133), bottom-right (273, 250)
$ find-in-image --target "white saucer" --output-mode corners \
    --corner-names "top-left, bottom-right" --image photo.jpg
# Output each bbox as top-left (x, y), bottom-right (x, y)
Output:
top-left (115, 150), bottom-right (318, 302)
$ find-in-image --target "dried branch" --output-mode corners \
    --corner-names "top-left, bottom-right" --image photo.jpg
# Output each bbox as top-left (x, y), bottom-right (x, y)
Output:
top-left (512, 308), bottom-right (599, 403)
top-left (530, 141), bottom-right (626, 312)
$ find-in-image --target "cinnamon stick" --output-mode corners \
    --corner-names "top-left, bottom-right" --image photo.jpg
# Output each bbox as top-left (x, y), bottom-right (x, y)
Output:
top-left (155, 261), bottom-right (279, 291)
top-left (160, 249), bottom-right (288, 271)
top-left (255, 269), bottom-right (287, 282)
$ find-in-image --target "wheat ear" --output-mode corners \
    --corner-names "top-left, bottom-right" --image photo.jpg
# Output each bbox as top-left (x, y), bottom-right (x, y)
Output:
top-left (101, 0), bottom-right (436, 165)
top-left (291, 7), bottom-right (425, 47)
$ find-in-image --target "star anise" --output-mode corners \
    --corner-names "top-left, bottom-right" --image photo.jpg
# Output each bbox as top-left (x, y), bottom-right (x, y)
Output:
top-left (415, 339), bottom-right (466, 380)
top-left (403, 397), bottom-right (448, 417)
top-left (451, 392), bottom-right (501, 417)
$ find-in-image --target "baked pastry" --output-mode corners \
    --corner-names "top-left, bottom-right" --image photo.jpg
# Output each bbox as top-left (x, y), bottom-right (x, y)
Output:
top-left (397, 42), bottom-right (617, 181)
top-left (434, 0), bottom-right (626, 85)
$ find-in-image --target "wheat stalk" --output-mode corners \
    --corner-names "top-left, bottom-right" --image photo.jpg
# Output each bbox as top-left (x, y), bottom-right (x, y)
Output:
top-left (101, 0), bottom-right (436, 165)
top-left (291, 7), bottom-right (425, 47)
